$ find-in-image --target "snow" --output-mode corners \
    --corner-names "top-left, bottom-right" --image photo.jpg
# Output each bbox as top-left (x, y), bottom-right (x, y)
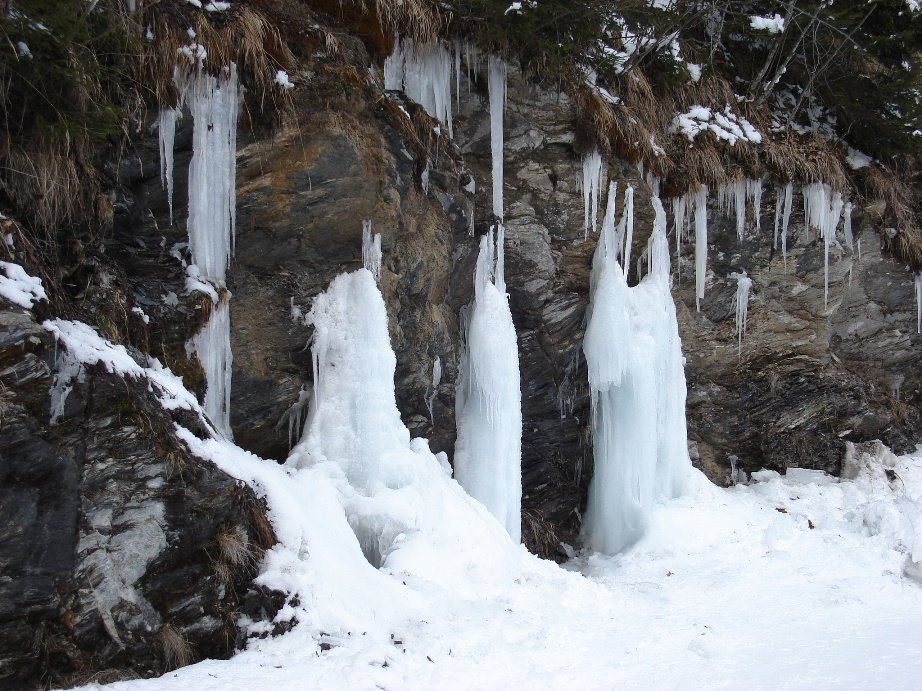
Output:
top-left (673, 105), bottom-right (762, 146)
top-left (385, 38), bottom-right (454, 139)
top-left (488, 56), bottom-right (506, 221)
top-left (750, 13), bottom-right (785, 33)
top-left (361, 220), bottom-right (382, 282)
top-left (847, 146), bottom-right (872, 169)
top-left (273, 70), bottom-right (294, 90)
top-left (0, 261), bottom-right (46, 308)
top-left (730, 270), bottom-right (753, 357)
top-left (63, 294), bottom-right (922, 691)
top-left (582, 191), bottom-right (690, 555)
top-left (694, 184), bottom-right (708, 310)
top-left (454, 228), bottom-right (522, 542)
top-left (581, 149), bottom-right (604, 237)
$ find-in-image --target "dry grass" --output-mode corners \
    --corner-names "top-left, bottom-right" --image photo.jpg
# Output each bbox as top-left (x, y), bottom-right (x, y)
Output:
top-left (216, 527), bottom-right (254, 568)
top-left (521, 508), bottom-right (562, 560)
top-left (159, 623), bottom-right (193, 670)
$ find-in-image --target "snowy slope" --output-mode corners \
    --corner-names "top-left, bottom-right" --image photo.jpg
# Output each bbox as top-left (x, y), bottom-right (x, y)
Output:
top-left (76, 434), bottom-right (922, 690)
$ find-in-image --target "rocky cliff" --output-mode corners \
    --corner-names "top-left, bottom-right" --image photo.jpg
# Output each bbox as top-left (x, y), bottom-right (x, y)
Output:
top-left (1, 3), bottom-right (921, 686)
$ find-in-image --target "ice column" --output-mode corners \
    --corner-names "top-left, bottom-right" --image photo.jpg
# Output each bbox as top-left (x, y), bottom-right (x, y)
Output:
top-left (582, 190), bottom-right (689, 555)
top-left (620, 186), bottom-right (635, 280)
top-left (781, 182), bottom-right (793, 271)
top-left (673, 193), bottom-right (688, 277)
top-left (694, 184), bottom-right (708, 310)
top-left (730, 271), bottom-right (752, 357)
top-left (488, 55), bottom-right (506, 221)
top-left (454, 229), bottom-right (522, 542)
top-left (161, 64), bottom-right (239, 436)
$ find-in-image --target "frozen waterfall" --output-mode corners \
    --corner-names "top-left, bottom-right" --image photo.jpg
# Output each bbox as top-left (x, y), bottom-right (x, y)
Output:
top-left (582, 189), bottom-right (690, 555)
top-left (454, 228), bottom-right (522, 542)
top-left (160, 63), bottom-right (239, 436)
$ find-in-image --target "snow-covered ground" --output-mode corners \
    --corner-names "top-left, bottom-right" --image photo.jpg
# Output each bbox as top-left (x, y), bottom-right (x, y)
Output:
top-left (82, 443), bottom-right (922, 690)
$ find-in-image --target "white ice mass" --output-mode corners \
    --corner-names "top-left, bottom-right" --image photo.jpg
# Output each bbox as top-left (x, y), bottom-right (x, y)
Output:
top-left (454, 228), bottom-right (522, 542)
top-left (582, 190), bottom-right (689, 555)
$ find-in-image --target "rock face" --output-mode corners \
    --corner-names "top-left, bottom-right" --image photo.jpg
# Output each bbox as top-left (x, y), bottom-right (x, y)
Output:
top-left (0, 303), bottom-right (271, 687)
top-left (3, 26), bottom-right (921, 686)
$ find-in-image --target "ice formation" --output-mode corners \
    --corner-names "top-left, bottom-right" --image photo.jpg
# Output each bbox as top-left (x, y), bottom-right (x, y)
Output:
top-left (426, 356), bottom-right (442, 423)
top-left (803, 183), bottom-right (844, 307)
top-left (186, 299), bottom-right (232, 435)
top-left (582, 191), bottom-right (690, 555)
top-left (843, 202), bottom-right (854, 250)
top-left (362, 220), bottom-right (382, 282)
top-left (159, 63), bottom-right (240, 437)
top-left (157, 107), bottom-right (179, 223)
top-left (694, 184), bottom-right (708, 310)
top-left (454, 228), bottom-right (522, 542)
top-left (385, 37), bottom-right (454, 138)
top-left (730, 271), bottom-right (753, 357)
top-left (582, 149), bottom-right (604, 237)
top-left (916, 273), bottom-right (922, 334)
top-left (780, 182), bottom-right (793, 270)
top-left (489, 55), bottom-right (506, 221)
top-left (747, 178), bottom-right (762, 232)
top-left (672, 193), bottom-right (688, 276)
top-left (619, 185), bottom-right (635, 279)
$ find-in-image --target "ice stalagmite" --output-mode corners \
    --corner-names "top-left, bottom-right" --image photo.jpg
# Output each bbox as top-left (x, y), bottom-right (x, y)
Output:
top-left (694, 184), bottom-right (708, 310)
top-left (488, 55), bottom-right (506, 221)
top-left (454, 230), bottom-right (522, 542)
top-left (730, 271), bottom-right (752, 357)
top-left (582, 190), bottom-right (689, 555)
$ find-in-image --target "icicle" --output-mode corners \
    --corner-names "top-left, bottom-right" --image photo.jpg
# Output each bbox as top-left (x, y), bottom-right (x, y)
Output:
top-left (454, 229), bottom-right (522, 542)
top-left (362, 220), bottom-right (382, 282)
top-left (734, 178), bottom-right (746, 241)
top-left (454, 39), bottom-right (462, 108)
top-left (730, 271), bottom-right (752, 358)
top-left (187, 297), bottom-right (233, 436)
top-left (773, 185), bottom-right (782, 250)
top-left (781, 182), bottom-right (792, 272)
top-left (843, 202), bottom-right (854, 250)
top-left (694, 184), bottom-right (708, 310)
top-left (277, 385), bottom-right (312, 450)
top-left (581, 149), bottom-right (604, 237)
top-left (157, 107), bottom-right (179, 225)
top-left (426, 356), bottom-right (442, 423)
top-left (488, 56), bottom-right (506, 221)
top-left (621, 186), bottom-right (635, 280)
top-left (747, 178), bottom-right (762, 232)
top-left (916, 273), bottom-right (922, 334)
top-left (673, 194), bottom-right (687, 273)
top-left (823, 192), bottom-right (844, 308)
top-left (384, 35), bottom-right (405, 90)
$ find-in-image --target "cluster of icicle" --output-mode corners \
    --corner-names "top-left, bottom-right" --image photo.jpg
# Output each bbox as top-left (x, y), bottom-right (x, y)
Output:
top-left (582, 182), bottom-right (690, 554)
top-left (803, 182), bottom-right (846, 308)
top-left (158, 61), bottom-right (239, 437)
top-left (384, 37), bottom-right (455, 138)
top-left (730, 271), bottom-right (753, 358)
